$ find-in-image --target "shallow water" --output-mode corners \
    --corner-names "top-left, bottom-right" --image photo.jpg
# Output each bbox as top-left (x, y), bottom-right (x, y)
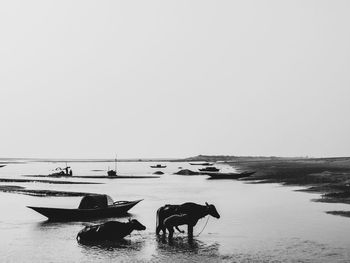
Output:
top-left (0, 161), bottom-right (349, 262)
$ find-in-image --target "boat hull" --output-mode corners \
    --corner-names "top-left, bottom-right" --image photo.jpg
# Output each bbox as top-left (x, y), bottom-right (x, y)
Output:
top-left (207, 172), bottom-right (256, 179)
top-left (199, 168), bottom-right (220, 172)
top-left (189, 163), bottom-right (213, 166)
top-left (27, 200), bottom-right (142, 221)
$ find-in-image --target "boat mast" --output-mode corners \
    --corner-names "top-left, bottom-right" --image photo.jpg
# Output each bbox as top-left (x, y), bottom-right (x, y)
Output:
top-left (115, 155), bottom-right (117, 173)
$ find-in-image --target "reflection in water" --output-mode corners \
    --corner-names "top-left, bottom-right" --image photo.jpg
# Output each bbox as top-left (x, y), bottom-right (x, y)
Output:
top-left (79, 237), bottom-right (145, 251)
top-left (78, 233), bottom-right (222, 263)
top-left (156, 235), bottom-right (220, 254)
top-left (154, 235), bottom-right (223, 263)
top-left (35, 213), bottom-right (134, 227)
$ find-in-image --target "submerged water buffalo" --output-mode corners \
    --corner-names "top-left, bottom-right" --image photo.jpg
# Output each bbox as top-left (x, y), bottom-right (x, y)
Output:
top-left (156, 202), bottom-right (220, 240)
top-left (77, 219), bottom-right (146, 242)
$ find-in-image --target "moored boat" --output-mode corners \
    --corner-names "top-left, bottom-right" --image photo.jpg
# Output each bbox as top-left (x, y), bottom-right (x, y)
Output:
top-left (107, 156), bottom-right (118, 176)
top-left (150, 164), bottom-right (167, 168)
top-left (107, 170), bottom-right (117, 176)
top-left (49, 164), bottom-right (73, 177)
top-left (199, 167), bottom-right (220, 172)
top-left (27, 194), bottom-right (142, 221)
top-left (207, 171), bottom-right (256, 179)
top-left (189, 162), bottom-right (213, 166)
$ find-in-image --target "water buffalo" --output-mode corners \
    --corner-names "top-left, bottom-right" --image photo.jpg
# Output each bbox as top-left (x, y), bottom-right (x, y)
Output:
top-left (77, 219), bottom-right (146, 242)
top-left (156, 202), bottom-right (220, 240)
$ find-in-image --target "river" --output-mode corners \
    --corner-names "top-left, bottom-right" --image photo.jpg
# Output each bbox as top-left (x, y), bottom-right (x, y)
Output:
top-left (0, 161), bottom-right (349, 262)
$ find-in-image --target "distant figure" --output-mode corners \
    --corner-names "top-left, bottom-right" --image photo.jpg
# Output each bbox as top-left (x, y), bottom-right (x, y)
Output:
top-left (156, 202), bottom-right (220, 241)
top-left (77, 219), bottom-right (146, 242)
top-left (69, 169), bottom-right (73, 176)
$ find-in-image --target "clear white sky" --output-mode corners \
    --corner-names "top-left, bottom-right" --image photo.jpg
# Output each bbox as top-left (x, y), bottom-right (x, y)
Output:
top-left (1, 1), bottom-right (349, 159)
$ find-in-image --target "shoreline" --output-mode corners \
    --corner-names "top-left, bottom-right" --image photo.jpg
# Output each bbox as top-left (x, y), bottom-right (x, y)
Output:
top-left (226, 157), bottom-right (350, 217)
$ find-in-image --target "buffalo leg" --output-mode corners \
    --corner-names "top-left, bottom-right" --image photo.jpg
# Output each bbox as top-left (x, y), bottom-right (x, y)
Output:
top-left (167, 227), bottom-right (174, 241)
top-left (187, 225), bottom-right (193, 239)
top-left (161, 226), bottom-right (167, 236)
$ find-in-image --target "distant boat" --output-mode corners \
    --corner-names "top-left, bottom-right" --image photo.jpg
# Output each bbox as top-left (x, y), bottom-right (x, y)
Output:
top-left (107, 156), bottom-right (118, 176)
top-left (27, 194), bottom-right (142, 221)
top-left (150, 164), bottom-right (167, 168)
top-left (49, 164), bottom-right (72, 177)
top-left (107, 170), bottom-right (117, 176)
top-left (190, 162), bottom-right (213, 166)
top-left (199, 167), bottom-right (220, 172)
top-left (207, 171), bottom-right (256, 179)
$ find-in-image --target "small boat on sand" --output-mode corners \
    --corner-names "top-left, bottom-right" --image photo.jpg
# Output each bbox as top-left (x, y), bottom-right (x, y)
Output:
top-left (199, 167), bottom-right (220, 172)
top-left (150, 164), bottom-right (167, 168)
top-left (107, 170), bottom-right (117, 176)
top-left (207, 171), bottom-right (256, 179)
top-left (49, 164), bottom-right (73, 177)
top-left (107, 156), bottom-right (118, 176)
top-left (27, 194), bottom-right (142, 221)
top-left (190, 162), bottom-right (213, 166)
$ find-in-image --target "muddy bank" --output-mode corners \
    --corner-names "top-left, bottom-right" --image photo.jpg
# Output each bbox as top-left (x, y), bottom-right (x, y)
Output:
top-left (23, 175), bottom-right (160, 179)
top-left (326, 211), bottom-right (350, 217)
top-left (0, 178), bottom-right (100, 184)
top-left (0, 185), bottom-right (96, 197)
top-left (73, 175), bottom-right (160, 179)
top-left (228, 157), bottom-right (350, 217)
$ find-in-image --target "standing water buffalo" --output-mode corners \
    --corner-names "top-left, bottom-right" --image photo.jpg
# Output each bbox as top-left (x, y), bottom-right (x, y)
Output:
top-left (77, 219), bottom-right (146, 242)
top-left (156, 202), bottom-right (220, 240)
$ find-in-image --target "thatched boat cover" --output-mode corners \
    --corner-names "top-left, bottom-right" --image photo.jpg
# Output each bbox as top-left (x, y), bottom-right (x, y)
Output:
top-left (78, 195), bottom-right (114, 209)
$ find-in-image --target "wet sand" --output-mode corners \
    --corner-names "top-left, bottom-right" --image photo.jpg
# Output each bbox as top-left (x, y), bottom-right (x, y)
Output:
top-left (23, 175), bottom-right (160, 179)
top-left (0, 178), bottom-right (100, 184)
top-left (0, 185), bottom-right (95, 197)
top-left (74, 175), bottom-right (160, 179)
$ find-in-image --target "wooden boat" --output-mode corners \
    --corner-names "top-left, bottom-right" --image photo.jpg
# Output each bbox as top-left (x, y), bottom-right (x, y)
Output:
top-left (27, 195), bottom-right (142, 221)
top-left (199, 167), bottom-right (220, 172)
top-left (189, 162), bottom-right (213, 166)
top-left (49, 164), bottom-right (72, 177)
top-left (107, 156), bottom-right (118, 176)
top-left (207, 171), bottom-right (256, 179)
top-left (107, 170), bottom-right (117, 176)
top-left (150, 164), bottom-right (167, 168)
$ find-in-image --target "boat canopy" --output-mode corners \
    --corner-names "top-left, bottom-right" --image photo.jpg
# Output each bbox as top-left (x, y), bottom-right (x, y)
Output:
top-left (78, 195), bottom-right (114, 209)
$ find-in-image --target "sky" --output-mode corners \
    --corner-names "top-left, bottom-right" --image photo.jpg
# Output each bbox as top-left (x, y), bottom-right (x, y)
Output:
top-left (0, 1), bottom-right (350, 159)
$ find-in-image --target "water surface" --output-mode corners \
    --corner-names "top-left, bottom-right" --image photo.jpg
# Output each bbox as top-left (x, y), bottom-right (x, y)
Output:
top-left (0, 161), bottom-right (349, 262)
